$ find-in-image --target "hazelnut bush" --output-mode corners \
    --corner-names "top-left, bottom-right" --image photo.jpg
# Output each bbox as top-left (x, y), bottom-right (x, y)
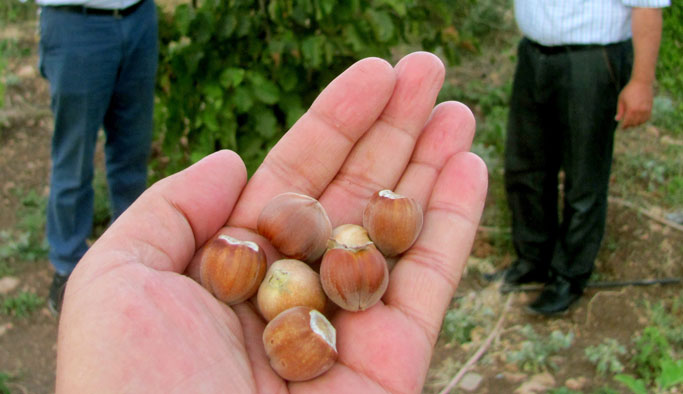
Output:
top-left (198, 189), bottom-right (423, 381)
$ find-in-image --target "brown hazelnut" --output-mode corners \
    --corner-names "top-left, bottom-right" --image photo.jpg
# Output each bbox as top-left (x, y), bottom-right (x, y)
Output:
top-left (199, 234), bottom-right (267, 305)
top-left (257, 259), bottom-right (327, 322)
top-left (262, 306), bottom-right (337, 381)
top-left (362, 189), bottom-right (423, 256)
top-left (320, 224), bottom-right (389, 311)
top-left (257, 192), bottom-right (332, 264)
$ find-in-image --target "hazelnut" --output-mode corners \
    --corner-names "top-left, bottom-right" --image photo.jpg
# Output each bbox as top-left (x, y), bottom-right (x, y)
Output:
top-left (257, 259), bottom-right (327, 322)
top-left (320, 224), bottom-right (389, 311)
top-left (199, 234), bottom-right (267, 305)
top-left (263, 306), bottom-right (337, 381)
top-left (362, 189), bottom-right (423, 256)
top-left (257, 192), bottom-right (332, 264)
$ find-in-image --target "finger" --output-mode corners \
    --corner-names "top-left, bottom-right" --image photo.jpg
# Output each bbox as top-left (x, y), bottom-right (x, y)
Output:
top-left (79, 150), bottom-right (248, 278)
top-left (232, 303), bottom-right (288, 393)
top-left (394, 101), bottom-right (476, 209)
top-left (319, 52), bottom-right (446, 225)
top-left (228, 57), bottom-right (397, 229)
top-left (384, 152), bottom-right (488, 345)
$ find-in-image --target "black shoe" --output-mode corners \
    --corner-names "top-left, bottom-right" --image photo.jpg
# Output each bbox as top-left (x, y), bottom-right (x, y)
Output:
top-left (48, 272), bottom-right (69, 316)
top-left (526, 275), bottom-right (582, 316)
top-left (483, 260), bottom-right (547, 285)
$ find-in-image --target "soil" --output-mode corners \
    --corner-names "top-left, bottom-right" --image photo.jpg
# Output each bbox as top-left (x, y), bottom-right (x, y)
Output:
top-left (1, 18), bottom-right (681, 394)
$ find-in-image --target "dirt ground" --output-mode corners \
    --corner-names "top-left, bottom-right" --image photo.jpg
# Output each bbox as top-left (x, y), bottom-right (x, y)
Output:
top-left (1, 19), bottom-right (681, 394)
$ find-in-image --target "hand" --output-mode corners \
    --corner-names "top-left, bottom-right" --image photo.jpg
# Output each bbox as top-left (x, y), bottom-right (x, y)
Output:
top-left (55, 52), bottom-right (488, 393)
top-left (615, 79), bottom-right (654, 129)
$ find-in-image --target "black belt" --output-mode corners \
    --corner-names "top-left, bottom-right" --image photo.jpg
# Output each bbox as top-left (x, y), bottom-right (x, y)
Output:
top-left (526, 38), bottom-right (626, 55)
top-left (51, 0), bottom-right (145, 17)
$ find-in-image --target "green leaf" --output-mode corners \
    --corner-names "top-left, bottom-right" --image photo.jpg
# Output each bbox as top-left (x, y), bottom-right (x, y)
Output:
top-left (173, 4), bottom-right (195, 36)
top-left (279, 95), bottom-right (305, 128)
top-left (278, 65), bottom-right (299, 92)
top-left (614, 375), bottom-right (648, 394)
top-left (657, 359), bottom-right (683, 389)
top-left (248, 72), bottom-right (280, 105)
top-left (254, 107), bottom-right (279, 139)
top-left (202, 83), bottom-right (223, 102)
top-left (376, 0), bottom-right (407, 17)
top-left (217, 112), bottom-right (238, 150)
top-left (233, 86), bottom-right (254, 113)
top-left (217, 14), bottom-right (238, 39)
top-left (220, 67), bottom-right (246, 88)
top-left (301, 36), bottom-right (325, 68)
top-left (366, 9), bottom-right (395, 42)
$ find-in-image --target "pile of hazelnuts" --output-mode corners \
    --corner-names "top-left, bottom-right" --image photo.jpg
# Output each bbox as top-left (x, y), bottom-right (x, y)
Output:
top-left (198, 190), bottom-right (423, 381)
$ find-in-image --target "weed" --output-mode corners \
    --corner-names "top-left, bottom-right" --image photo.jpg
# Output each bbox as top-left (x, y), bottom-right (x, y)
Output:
top-left (92, 168), bottom-right (111, 237)
top-left (0, 0), bottom-right (37, 24)
top-left (1, 291), bottom-right (43, 318)
top-left (0, 188), bottom-right (49, 263)
top-left (593, 388), bottom-right (620, 394)
top-left (585, 338), bottom-right (627, 375)
top-left (632, 326), bottom-right (672, 383)
top-left (0, 371), bottom-right (12, 394)
top-left (440, 294), bottom-right (495, 345)
top-left (507, 325), bottom-right (574, 372)
top-left (548, 388), bottom-right (582, 394)
top-left (616, 358), bottom-right (683, 394)
top-left (647, 296), bottom-right (683, 347)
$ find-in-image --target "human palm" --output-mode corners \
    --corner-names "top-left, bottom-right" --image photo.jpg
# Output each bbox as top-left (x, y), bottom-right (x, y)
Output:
top-left (56, 52), bottom-right (488, 393)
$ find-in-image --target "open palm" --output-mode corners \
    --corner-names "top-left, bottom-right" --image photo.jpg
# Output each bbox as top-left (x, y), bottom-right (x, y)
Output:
top-left (56, 52), bottom-right (488, 393)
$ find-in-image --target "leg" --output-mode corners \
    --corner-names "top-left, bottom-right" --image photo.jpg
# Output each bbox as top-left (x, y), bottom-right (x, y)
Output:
top-left (103, 0), bottom-right (158, 220)
top-left (504, 39), bottom-right (562, 277)
top-left (39, 7), bottom-right (121, 275)
top-left (550, 43), bottom-right (631, 287)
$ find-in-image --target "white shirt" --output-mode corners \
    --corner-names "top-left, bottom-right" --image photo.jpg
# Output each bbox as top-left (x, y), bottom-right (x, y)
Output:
top-left (514, 0), bottom-right (670, 46)
top-left (35, 0), bottom-right (141, 9)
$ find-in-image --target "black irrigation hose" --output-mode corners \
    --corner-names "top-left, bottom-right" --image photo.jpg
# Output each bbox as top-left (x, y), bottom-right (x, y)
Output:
top-left (500, 277), bottom-right (683, 293)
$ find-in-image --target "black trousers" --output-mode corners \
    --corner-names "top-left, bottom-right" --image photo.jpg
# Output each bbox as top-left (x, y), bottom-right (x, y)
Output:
top-left (504, 38), bottom-right (633, 288)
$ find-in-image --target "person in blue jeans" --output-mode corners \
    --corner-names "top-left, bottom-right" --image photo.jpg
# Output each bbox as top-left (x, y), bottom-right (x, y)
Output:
top-left (37, 0), bottom-right (158, 314)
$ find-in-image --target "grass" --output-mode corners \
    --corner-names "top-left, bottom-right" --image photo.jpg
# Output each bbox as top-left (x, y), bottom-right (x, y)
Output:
top-left (1, 291), bottom-right (43, 318)
top-left (0, 371), bottom-right (12, 394)
top-left (0, 188), bottom-right (48, 266)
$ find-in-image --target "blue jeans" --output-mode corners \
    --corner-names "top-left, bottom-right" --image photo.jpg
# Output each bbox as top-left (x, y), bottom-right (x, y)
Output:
top-left (39, 0), bottom-right (158, 275)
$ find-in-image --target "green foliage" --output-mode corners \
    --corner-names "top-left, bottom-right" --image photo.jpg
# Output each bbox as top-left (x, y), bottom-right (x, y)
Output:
top-left (547, 388), bottom-right (582, 394)
top-left (0, 371), bottom-right (11, 394)
top-left (658, 3), bottom-right (682, 102)
top-left (585, 338), bottom-right (627, 375)
top-left (0, 0), bottom-right (37, 25)
top-left (440, 295), bottom-right (495, 345)
top-left (1, 291), bottom-right (43, 318)
top-left (647, 295), bottom-right (683, 347)
top-left (0, 189), bottom-right (48, 264)
top-left (613, 149), bottom-right (682, 205)
top-left (616, 359), bottom-right (683, 394)
top-left (631, 326), bottom-right (671, 382)
top-left (507, 325), bottom-right (574, 372)
top-left (632, 326), bottom-right (672, 383)
top-left (155, 0), bottom-right (495, 176)
top-left (92, 168), bottom-right (111, 237)
top-left (656, 3), bottom-right (683, 138)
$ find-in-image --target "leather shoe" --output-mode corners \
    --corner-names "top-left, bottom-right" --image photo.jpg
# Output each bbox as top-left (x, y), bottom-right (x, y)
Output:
top-left (483, 260), bottom-right (547, 285)
top-left (526, 275), bottom-right (582, 316)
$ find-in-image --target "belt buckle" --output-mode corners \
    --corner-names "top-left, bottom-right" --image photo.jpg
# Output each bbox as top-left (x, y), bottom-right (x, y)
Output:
top-left (113, 8), bottom-right (121, 18)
